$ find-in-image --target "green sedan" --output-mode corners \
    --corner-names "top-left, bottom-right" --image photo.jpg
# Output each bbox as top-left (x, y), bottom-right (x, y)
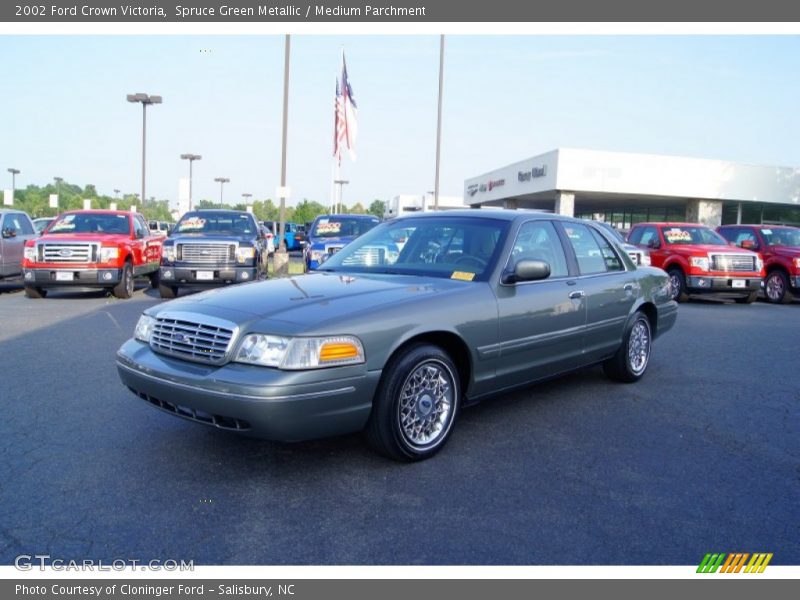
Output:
top-left (116, 210), bottom-right (677, 461)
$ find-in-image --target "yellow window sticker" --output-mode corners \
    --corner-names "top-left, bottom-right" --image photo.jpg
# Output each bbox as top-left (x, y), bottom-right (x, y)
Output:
top-left (451, 271), bottom-right (475, 281)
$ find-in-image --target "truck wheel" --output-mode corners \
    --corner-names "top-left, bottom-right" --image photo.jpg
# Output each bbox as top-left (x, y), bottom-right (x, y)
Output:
top-left (764, 270), bottom-right (793, 304)
top-left (603, 311), bottom-right (652, 383)
top-left (112, 262), bottom-right (134, 299)
top-left (365, 344), bottom-right (460, 462)
top-left (148, 272), bottom-right (160, 289)
top-left (158, 282), bottom-right (177, 299)
top-left (24, 285), bottom-right (47, 299)
top-left (667, 267), bottom-right (689, 302)
top-left (734, 291), bottom-right (758, 304)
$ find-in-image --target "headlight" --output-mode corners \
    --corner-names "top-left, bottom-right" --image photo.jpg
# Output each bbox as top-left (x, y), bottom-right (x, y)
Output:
top-left (755, 256), bottom-right (764, 272)
top-left (234, 334), bottom-right (365, 370)
top-left (98, 247), bottom-right (119, 262)
top-left (23, 246), bottom-right (37, 262)
top-left (794, 257), bottom-right (800, 271)
top-left (310, 249), bottom-right (325, 262)
top-left (134, 314), bottom-right (156, 343)
top-left (162, 245), bottom-right (176, 262)
top-left (640, 253), bottom-right (651, 266)
top-left (690, 256), bottom-right (710, 271)
top-left (236, 246), bottom-right (256, 264)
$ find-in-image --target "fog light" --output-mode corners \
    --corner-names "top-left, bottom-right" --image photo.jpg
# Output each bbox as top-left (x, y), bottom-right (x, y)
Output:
top-left (102, 272), bottom-right (113, 281)
top-left (697, 278), bottom-right (707, 287)
top-left (24, 271), bottom-right (33, 280)
top-left (241, 271), bottom-right (250, 280)
top-left (162, 270), bottom-right (173, 279)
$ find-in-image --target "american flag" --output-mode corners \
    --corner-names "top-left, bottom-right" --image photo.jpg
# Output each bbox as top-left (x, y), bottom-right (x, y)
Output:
top-left (334, 51), bottom-right (358, 165)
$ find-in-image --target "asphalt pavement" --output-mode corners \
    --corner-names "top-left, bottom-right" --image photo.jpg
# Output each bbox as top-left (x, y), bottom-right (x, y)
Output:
top-left (0, 280), bottom-right (797, 565)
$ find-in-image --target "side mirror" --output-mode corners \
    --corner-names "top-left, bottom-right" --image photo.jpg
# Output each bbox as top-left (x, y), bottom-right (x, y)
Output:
top-left (503, 259), bottom-right (551, 284)
top-left (740, 239), bottom-right (757, 250)
top-left (2, 228), bottom-right (16, 239)
top-left (646, 239), bottom-right (660, 249)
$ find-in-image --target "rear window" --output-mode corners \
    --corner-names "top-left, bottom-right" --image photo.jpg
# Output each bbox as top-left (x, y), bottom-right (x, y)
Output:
top-left (175, 212), bottom-right (256, 235)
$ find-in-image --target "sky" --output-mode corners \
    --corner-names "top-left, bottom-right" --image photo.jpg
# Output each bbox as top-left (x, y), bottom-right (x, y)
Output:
top-left (2, 35), bottom-right (800, 209)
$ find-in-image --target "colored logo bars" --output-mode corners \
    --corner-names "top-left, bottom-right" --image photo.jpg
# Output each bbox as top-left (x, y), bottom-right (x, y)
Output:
top-left (697, 552), bottom-right (773, 573)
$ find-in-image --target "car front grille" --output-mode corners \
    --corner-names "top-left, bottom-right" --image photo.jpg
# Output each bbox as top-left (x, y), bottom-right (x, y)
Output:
top-left (710, 254), bottom-right (756, 272)
top-left (41, 243), bottom-right (96, 263)
top-left (627, 251), bottom-right (642, 265)
top-left (178, 243), bottom-right (235, 264)
top-left (129, 387), bottom-right (251, 431)
top-left (150, 313), bottom-right (236, 365)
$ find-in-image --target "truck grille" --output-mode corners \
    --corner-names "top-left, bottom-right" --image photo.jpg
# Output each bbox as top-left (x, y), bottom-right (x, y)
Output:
top-left (627, 251), bottom-right (642, 265)
top-left (41, 243), bottom-right (96, 263)
top-left (178, 243), bottom-right (235, 264)
top-left (710, 254), bottom-right (756, 272)
top-left (150, 313), bottom-right (236, 365)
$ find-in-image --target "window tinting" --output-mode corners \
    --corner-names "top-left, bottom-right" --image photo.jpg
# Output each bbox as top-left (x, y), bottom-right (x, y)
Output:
top-left (509, 221), bottom-right (568, 278)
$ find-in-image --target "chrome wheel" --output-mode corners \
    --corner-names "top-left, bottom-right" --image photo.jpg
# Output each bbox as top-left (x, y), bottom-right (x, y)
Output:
top-left (397, 359), bottom-right (455, 450)
top-left (125, 268), bottom-right (134, 296)
top-left (627, 318), bottom-right (651, 375)
top-left (668, 272), bottom-right (682, 300)
top-left (765, 273), bottom-right (784, 302)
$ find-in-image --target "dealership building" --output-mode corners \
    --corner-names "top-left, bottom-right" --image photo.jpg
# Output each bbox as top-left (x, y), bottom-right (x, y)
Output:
top-left (464, 148), bottom-right (800, 227)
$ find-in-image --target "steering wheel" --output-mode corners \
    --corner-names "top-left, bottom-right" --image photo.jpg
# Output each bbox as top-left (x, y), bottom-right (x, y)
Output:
top-left (454, 255), bottom-right (487, 270)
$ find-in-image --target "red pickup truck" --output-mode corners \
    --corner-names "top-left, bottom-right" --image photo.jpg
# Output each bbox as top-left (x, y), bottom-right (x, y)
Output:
top-left (627, 222), bottom-right (763, 303)
top-left (22, 210), bottom-right (162, 299)
top-left (717, 224), bottom-right (800, 304)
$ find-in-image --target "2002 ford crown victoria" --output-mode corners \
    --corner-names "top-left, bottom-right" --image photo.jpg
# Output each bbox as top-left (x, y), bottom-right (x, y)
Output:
top-left (116, 210), bottom-right (677, 461)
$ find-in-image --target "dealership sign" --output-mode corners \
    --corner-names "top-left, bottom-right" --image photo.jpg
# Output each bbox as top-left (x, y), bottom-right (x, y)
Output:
top-left (467, 178), bottom-right (506, 196)
top-left (518, 165), bottom-right (547, 182)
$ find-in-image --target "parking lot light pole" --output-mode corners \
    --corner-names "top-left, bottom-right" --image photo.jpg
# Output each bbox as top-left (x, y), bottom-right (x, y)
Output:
top-left (7, 168), bottom-right (20, 203)
top-left (180, 153), bottom-right (202, 211)
top-left (333, 179), bottom-right (349, 213)
top-left (214, 177), bottom-right (230, 207)
top-left (126, 92), bottom-right (163, 209)
top-left (242, 192), bottom-right (252, 207)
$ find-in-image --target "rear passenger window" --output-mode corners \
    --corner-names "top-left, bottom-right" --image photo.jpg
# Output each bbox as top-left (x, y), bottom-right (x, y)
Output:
top-left (509, 221), bottom-right (568, 278)
top-left (562, 223), bottom-right (624, 275)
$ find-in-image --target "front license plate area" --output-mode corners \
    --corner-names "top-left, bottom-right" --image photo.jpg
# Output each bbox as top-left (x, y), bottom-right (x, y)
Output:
top-left (196, 271), bottom-right (214, 281)
top-left (55, 271), bottom-right (74, 281)
top-left (732, 280), bottom-right (746, 288)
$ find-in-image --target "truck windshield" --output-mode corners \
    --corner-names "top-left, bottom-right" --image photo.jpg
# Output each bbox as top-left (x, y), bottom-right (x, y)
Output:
top-left (48, 213), bottom-right (130, 235)
top-left (760, 227), bottom-right (800, 247)
top-left (175, 212), bottom-right (256, 235)
top-left (311, 217), bottom-right (379, 238)
top-left (661, 226), bottom-right (728, 245)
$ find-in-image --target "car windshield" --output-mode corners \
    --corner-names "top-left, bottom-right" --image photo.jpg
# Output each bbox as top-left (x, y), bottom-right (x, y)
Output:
top-left (596, 222), bottom-right (627, 243)
top-left (761, 227), bottom-right (800, 246)
top-left (661, 225), bottom-right (728, 245)
top-left (316, 216), bottom-right (509, 281)
top-left (175, 212), bottom-right (256, 235)
top-left (311, 217), bottom-right (379, 238)
top-left (47, 213), bottom-right (130, 235)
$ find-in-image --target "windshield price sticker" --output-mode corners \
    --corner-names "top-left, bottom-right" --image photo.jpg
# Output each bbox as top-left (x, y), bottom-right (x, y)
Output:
top-left (50, 215), bottom-right (75, 231)
top-left (451, 271), bottom-right (475, 281)
top-left (317, 222), bottom-right (342, 234)
top-left (179, 217), bottom-right (206, 230)
top-left (665, 229), bottom-right (692, 242)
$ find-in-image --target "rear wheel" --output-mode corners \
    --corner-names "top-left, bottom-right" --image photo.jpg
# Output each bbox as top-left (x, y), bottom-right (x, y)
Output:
top-left (667, 267), bottom-right (689, 302)
top-left (112, 261), bottom-right (134, 299)
top-left (158, 282), bottom-right (177, 299)
top-left (734, 291), bottom-right (758, 304)
top-left (148, 271), bottom-right (160, 289)
top-left (764, 270), bottom-right (793, 304)
top-left (24, 285), bottom-right (46, 299)
top-left (603, 312), bottom-right (652, 383)
top-left (366, 344), bottom-right (460, 461)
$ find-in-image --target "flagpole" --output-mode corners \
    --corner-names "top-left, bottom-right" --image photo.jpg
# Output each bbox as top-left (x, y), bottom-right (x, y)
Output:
top-left (434, 34), bottom-right (445, 211)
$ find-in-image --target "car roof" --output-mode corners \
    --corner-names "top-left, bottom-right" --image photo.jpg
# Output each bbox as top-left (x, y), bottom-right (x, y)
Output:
top-left (722, 224), bottom-right (798, 229)
top-left (315, 214), bottom-right (379, 220)
top-left (61, 209), bottom-right (132, 216)
top-left (634, 222), bottom-right (706, 228)
top-left (393, 208), bottom-right (599, 225)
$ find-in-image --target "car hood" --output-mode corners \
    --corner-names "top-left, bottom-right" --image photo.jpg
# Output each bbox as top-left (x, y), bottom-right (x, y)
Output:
top-left (167, 234), bottom-right (254, 244)
top-left (666, 244), bottom-right (756, 255)
top-left (308, 236), bottom-right (354, 248)
top-left (151, 272), bottom-right (467, 328)
top-left (37, 233), bottom-right (132, 244)
top-left (768, 245), bottom-right (800, 257)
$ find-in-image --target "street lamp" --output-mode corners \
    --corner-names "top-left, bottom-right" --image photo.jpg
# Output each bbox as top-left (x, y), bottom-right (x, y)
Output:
top-left (126, 92), bottom-right (163, 208)
top-left (113, 189), bottom-right (120, 198)
top-left (242, 192), bottom-right (252, 204)
top-left (214, 177), bottom-right (230, 207)
top-left (333, 179), bottom-right (349, 213)
top-left (180, 153), bottom-right (202, 211)
top-left (7, 168), bottom-right (20, 203)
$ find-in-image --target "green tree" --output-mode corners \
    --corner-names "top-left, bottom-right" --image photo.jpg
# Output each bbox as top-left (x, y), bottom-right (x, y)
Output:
top-left (348, 202), bottom-right (366, 214)
top-left (368, 199), bottom-right (386, 218)
top-left (293, 199), bottom-right (329, 225)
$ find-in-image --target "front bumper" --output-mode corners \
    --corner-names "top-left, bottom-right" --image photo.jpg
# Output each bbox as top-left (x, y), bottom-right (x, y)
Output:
top-left (116, 339), bottom-right (380, 442)
top-left (159, 265), bottom-right (258, 286)
top-left (23, 267), bottom-right (121, 286)
top-left (791, 275), bottom-right (800, 290)
top-left (686, 275), bottom-right (762, 294)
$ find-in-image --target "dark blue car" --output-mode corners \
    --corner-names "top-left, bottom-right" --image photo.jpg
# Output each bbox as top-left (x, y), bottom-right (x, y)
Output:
top-left (305, 214), bottom-right (380, 270)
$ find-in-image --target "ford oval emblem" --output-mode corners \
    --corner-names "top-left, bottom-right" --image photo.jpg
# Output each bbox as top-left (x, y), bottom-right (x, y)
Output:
top-left (174, 333), bottom-right (188, 343)
top-left (59, 249), bottom-right (74, 258)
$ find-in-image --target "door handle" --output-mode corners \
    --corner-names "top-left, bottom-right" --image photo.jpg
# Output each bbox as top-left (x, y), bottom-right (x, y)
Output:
top-left (569, 290), bottom-right (585, 299)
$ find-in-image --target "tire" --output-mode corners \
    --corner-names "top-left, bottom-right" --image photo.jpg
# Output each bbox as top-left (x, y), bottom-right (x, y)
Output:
top-left (603, 312), bottom-right (652, 383)
top-left (158, 282), bottom-right (177, 299)
top-left (112, 261), bottom-right (134, 299)
top-left (734, 291), bottom-right (758, 304)
top-left (764, 270), bottom-right (794, 304)
top-left (24, 285), bottom-right (46, 299)
top-left (667, 267), bottom-right (690, 302)
top-left (365, 344), bottom-right (460, 461)
top-left (148, 271), bottom-right (160, 289)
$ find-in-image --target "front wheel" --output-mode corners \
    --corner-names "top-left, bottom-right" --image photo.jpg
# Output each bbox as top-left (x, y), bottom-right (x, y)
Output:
top-left (112, 262), bottom-right (134, 299)
top-left (734, 290), bottom-right (758, 304)
top-left (603, 312), bottom-right (652, 383)
top-left (148, 271), bottom-right (160, 289)
top-left (764, 271), bottom-right (793, 304)
top-left (24, 285), bottom-right (47, 299)
top-left (667, 267), bottom-right (689, 302)
top-left (158, 282), bottom-right (177, 299)
top-left (366, 344), bottom-right (460, 461)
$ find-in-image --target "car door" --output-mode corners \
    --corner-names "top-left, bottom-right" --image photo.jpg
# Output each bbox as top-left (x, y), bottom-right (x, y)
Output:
top-left (0, 212), bottom-right (35, 277)
top-left (137, 215), bottom-right (162, 267)
top-left (558, 221), bottom-right (638, 363)
top-left (494, 219), bottom-right (587, 389)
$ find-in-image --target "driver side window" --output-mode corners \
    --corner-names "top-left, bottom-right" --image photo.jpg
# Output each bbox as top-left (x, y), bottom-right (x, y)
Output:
top-left (509, 221), bottom-right (568, 278)
top-left (133, 216), bottom-right (147, 238)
